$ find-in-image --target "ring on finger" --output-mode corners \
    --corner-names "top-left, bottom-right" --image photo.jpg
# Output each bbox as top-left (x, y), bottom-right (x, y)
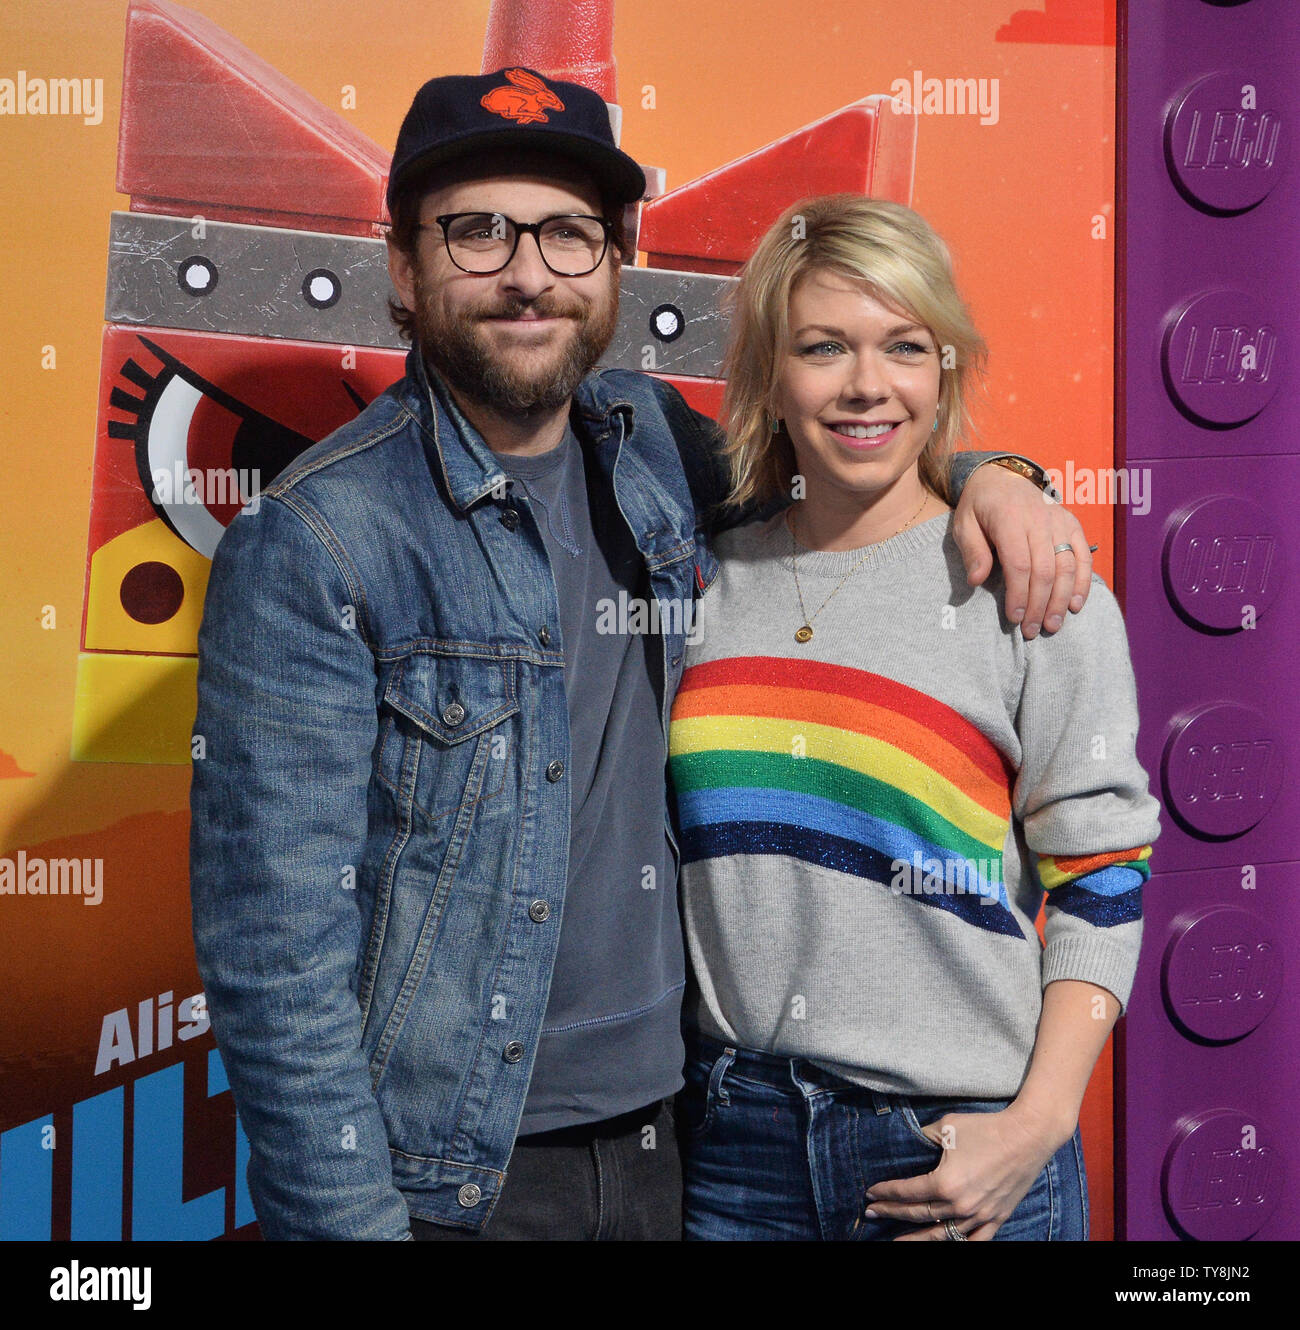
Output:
top-left (943, 1219), bottom-right (968, 1242)
top-left (1052, 543), bottom-right (1073, 555)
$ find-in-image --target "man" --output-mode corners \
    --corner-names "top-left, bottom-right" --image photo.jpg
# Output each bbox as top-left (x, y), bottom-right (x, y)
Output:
top-left (189, 68), bottom-right (1093, 1241)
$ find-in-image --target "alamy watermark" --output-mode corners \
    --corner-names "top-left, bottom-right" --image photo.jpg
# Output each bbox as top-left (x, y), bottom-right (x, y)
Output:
top-left (890, 852), bottom-right (1001, 903)
top-left (1, 71), bottom-right (104, 125)
top-left (1, 852), bottom-right (103, 905)
top-left (151, 464), bottom-right (262, 513)
top-left (49, 1263), bottom-right (150, 1311)
top-left (890, 70), bottom-right (999, 126)
top-left (595, 591), bottom-right (702, 643)
top-left (1043, 463), bottom-right (1152, 516)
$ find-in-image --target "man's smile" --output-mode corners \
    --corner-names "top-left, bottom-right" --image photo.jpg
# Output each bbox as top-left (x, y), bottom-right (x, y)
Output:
top-left (486, 313), bottom-right (565, 326)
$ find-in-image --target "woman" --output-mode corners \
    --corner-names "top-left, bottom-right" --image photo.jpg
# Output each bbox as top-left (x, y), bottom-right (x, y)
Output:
top-left (667, 195), bottom-right (1160, 1241)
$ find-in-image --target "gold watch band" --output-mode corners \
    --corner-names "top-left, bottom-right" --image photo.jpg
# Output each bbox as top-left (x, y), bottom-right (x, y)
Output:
top-left (982, 455), bottom-right (1061, 500)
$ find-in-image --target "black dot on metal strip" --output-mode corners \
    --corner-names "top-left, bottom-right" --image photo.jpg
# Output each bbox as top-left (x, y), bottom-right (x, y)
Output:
top-left (302, 268), bottom-right (342, 309)
top-left (177, 256), bottom-right (218, 297)
top-left (649, 303), bottom-right (685, 342)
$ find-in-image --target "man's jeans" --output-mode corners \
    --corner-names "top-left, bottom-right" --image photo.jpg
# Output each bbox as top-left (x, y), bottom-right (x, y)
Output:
top-left (410, 1099), bottom-right (681, 1240)
top-left (680, 1033), bottom-right (1088, 1241)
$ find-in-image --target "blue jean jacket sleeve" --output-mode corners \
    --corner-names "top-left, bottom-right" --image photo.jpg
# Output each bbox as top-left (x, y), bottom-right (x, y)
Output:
top-left (189, 494), bottom-right (411, 1240)
top-left (946, 450), bottom-right (1038, 499)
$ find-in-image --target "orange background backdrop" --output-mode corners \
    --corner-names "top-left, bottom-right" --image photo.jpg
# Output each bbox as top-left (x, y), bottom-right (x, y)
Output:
top-left (0, 0), bottom-right (1117, 1238)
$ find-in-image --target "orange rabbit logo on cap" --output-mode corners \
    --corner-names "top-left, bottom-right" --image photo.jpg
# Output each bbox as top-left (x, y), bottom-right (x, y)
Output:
top-left (481, 68), bottom-right (565, 125)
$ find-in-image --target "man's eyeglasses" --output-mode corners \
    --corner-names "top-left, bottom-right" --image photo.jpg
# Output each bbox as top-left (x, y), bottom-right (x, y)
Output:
top-left (416, 212), bottom-right (615, 277)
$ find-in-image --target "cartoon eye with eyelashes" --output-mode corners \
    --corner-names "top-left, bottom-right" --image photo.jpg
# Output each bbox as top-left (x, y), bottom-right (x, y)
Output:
top-left (107, 334), bottom-right (366, 559)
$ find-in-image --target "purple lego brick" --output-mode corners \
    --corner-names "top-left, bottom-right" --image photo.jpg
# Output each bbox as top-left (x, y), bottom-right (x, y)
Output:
top-left (1118, 865), bottom-right (1296, 1241)
top-left (1122, 458), bottom-right (1296, 874)
top-left (1117, 0), bottom-right (1298, 1242)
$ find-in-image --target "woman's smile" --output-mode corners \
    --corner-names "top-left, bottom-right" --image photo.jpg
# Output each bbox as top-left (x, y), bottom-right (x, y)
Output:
top-left (822, 418), bottom-right (906, 449)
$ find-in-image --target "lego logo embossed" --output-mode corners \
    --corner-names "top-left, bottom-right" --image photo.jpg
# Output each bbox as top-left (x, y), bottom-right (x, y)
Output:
top-left (1161, 704), bottom-right (1282, 839)
top-left (1162, 291), bottom-right (1280, 425)
top-left (1161, 907), bottom-right (1281, 1042)
top-left (1162, 1110), bottom-right (1285, 1241)
top-left (1162, 496), bottom-right (1286, 630)
top-left (1165, 71), bottom-right (1285, 212)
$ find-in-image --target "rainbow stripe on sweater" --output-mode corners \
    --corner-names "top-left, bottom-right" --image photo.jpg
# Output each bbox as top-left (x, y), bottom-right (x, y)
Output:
top-left (668, 656), bottom-right (1148, 934)
top-left (1036, 846), bottom-right (1151, 925)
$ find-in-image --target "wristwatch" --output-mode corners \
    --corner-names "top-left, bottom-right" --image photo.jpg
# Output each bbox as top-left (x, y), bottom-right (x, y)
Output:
top-left (980, 455), bottom-right (1063, 503)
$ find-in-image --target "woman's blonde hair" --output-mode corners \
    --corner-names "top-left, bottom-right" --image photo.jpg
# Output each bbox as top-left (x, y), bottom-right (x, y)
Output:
top-left (720, 194), bottom-right (987, 508)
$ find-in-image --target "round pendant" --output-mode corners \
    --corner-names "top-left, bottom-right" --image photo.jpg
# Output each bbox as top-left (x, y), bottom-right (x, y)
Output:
top-left (794, 625), bottom-right (814, 643)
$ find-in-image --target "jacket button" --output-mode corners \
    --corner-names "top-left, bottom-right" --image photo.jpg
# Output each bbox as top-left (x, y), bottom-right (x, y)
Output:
top-left (503, 1041), bottom-right (525, 1063)
top-left (442, 702), bottom-right (466, 727)
top-left (528, 900), bottom-right (550, 922)
top-left (457, 1183), bottom-right (481, 1208)
top-left (546, 760), bottom-right (565, 782)
top-left (538, 625), bottom-right (551, 645)
top-left (500, 508), bottom-right (520, 530)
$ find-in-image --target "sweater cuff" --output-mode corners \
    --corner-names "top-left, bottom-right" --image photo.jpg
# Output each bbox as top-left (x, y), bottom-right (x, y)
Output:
top-left (1041, 930), bottom-right (1143, 1015)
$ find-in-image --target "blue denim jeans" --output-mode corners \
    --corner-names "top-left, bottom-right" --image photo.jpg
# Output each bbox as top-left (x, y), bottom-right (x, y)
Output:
top-left (680, 1033), bottom-right (1088, 1241)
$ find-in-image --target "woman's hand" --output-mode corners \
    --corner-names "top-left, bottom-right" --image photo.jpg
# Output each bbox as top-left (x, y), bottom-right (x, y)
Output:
top-left (952, 464), bottom-right (1093, 640)
top-left (863, 1103), bottom-right (1070, 1241)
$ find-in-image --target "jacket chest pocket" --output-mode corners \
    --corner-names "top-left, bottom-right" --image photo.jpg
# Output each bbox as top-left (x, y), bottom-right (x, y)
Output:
top-left (375, 650), bottom-right (519, 827)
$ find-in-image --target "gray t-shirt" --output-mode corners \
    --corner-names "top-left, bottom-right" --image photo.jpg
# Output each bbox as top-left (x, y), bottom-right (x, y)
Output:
top-left (493, 420), bottom-right (685, 1133)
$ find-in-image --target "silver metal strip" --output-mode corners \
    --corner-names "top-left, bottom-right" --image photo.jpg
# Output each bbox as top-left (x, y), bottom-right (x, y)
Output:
top-left (105, 211), bottom-right (733, 378)
top-left (105, 212), bottom-right (398, 348)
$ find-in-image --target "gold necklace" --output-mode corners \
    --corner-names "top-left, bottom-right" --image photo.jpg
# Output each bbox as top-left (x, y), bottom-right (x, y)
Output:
top-left (789, 494), bottom-right (930, 643)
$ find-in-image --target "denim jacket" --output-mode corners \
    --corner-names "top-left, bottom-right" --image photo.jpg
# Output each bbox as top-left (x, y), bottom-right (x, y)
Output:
top-left (189, 345), bottom-right (1004, 1239)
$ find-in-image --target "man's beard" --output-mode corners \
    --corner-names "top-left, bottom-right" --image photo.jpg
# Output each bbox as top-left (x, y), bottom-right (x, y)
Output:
top-left (411, 263), bottom-right (620, 415)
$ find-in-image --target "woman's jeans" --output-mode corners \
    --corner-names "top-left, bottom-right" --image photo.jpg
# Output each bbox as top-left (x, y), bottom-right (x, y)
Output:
top-left (680, 1032), bottom-right (1088, 1241)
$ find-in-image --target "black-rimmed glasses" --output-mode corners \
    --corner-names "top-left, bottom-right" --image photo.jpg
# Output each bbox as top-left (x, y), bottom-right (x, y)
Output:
top-left (416, 212), bottom-right (614, 276)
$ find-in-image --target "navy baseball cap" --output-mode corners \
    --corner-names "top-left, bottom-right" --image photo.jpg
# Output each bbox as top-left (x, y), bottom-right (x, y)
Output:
top-left (386, 67), bottom-right (646, 212)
